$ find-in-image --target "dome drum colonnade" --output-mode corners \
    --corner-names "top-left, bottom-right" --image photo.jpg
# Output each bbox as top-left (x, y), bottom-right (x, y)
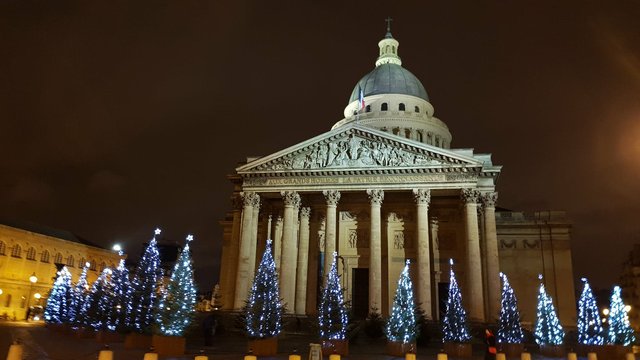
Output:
top-left (218, 23), bottom-right (503, 322)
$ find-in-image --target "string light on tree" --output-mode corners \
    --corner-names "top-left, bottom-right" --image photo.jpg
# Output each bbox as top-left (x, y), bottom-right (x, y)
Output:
top-left (112, 258), bottom-right (131, 331)
top-left (245, 239), bottom-right (282, 339)
top-left (385, 260), bottom-right (418, 344)
top-left (606, 285), bottom-right (635, 345)
top-left (318, 252), bottom-right (348, 340)
top-left (44, 267), bottom-right (73, 324)
top-left (441, 259), bottom-right (471, 343)
top-left (156, 234), bottom-right (198, 336)
top-left (82, 268), bottom-right (117, 331)
top-left (534, 274), bottom-right (564, 346)
top-left (69, 262), bottom-right (91, 325)
top-left (577, 278), bottom-right (604, 345)
top-left (129, 228), bottom-right (162, 333)
top-left (497, 272), bottom-right (523, 344)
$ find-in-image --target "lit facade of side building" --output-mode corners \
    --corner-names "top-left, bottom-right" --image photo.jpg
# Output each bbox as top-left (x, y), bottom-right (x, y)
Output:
top-left (620, 244), bottom-right (640, 330)
top-left (0, 221), bottom-right (122, 320)
top-left (218, 27), bottom-right (576, 326)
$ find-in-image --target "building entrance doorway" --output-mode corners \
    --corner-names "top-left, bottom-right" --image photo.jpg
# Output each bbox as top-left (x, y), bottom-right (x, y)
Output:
top-left (352, 268), bottom-right (369, 319)
top-left (438, 282), bottom-right (449, 320)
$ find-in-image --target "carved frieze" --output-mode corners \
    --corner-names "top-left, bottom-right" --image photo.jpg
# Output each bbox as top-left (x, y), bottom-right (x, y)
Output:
top-left (522, 239), bottom-right (540, 249)
top-left (393, 231), bottom-right (405, 249)
top-left (500, 239), bottom-right (517, 249)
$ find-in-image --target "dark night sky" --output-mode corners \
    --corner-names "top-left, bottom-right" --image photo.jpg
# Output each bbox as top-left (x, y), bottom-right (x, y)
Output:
top-left (1, 1), bottom-right (640, 291)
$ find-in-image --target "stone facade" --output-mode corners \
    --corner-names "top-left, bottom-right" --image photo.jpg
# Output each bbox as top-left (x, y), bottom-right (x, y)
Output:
top-left (0, 222), bottom-right (122, 320)
top-left (620, 244), bottom-right (640, 330)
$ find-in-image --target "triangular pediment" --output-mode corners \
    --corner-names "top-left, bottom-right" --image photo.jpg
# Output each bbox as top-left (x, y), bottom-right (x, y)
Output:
top-left (237, 124), bottom-right (484, 176)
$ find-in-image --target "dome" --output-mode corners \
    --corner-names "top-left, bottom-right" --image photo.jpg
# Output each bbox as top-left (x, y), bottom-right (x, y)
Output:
top-left (348, 63), bottom-right (429, 103)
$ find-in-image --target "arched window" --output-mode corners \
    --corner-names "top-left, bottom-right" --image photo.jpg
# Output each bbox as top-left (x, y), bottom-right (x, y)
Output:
top-left (418, 130), bottom-right (423, 142)
top-left (41, 250), bottom-right (50, 263)
top-left (79, 257), bottom-right (86, 267)
top-left (26, 247), bottom-right (36, 260)
top-left (11, 244), bottom-right (21, 258)
top-left (365, 105), bottom-right (371, 113)
top-left (99, 262), bottom-right (106, 272)
top-left (399, 103), bottom-right (406, 111)
top-left (4, 294), bottom-right (11, 307)
top-left (54, 252), bottom-right (63, 264)
top-left (90, 260), bottom-right (97, 271)
top-left (67, 255), bottom-right (74, 267)
top-left (0, 241), bottom-right (5, 255)
top-left (415, 106), bottom-right (420, 113)
top-left (381, 103), bottom-right (388, 111)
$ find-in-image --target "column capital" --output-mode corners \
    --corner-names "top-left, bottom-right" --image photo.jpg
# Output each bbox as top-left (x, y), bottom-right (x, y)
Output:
top-left (366, 189), bottom-right (384, 205)
top-left (460, 188), bottom-right (480, 204)
top-left (300, 207), bottom-right (311, 218)
top-left (481, 191), bottom-right (498, 207)
top-left (281, 191), bottom-right (301, 207)
top-left (323, 190), bottom-right (341, 205)
top-left (240, 191), bottom-right (259, 207)
top-left (412, 188), bottom-right (431, 204)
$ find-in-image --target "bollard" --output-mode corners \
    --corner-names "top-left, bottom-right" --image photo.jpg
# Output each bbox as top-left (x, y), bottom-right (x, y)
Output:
top-left (587, 352), bottom-right (597, 360)
top-left (194, 349), bottom-right (209, 360)
top-left (143, 346), bottom-right (158, 360)
top-left (496, 353), bottom-right (506, 360)
top-left (436, 350), bottom-right (448, 360)
top-left (626, 352), bottom-right (636, 360)
top-left (567, 352), bottom-right (577, 360)
top-left (97, 344), bottom-right (113, 360)
top-left (520, 351), bottom-right (531, 360)
top-left (289, 349), bottom-right (301, 360)
top-left (405, 352), bottom-right (416, 360)
top-left (244, 350), bottom-right (257, 360)
top-left (6, 340), bottom-right (23, 360)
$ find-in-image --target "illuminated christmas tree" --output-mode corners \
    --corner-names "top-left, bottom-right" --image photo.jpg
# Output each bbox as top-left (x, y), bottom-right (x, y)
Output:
top-left (318, 252), bottom-right (348, 340)
top-left (442, 259), bottom-right (471, 343)
top-left (82, 268), bottom-right (116, 330)
top-left (69, 262), bottom-right (91, 325)
top-left (111, 258), bottom-right (131, 331)
top-left (156, 234), bottom-right (198, 336)
top-left (129, 228), bottom-right (162, 333)
top-left (497, 272), bottom-right (523, 344)
top-left (245, 239), bottom-right (282, 339)
top-left (386, 260), bottom-right (417, 344)
top-left (577, 278), bottom-right (604, 345)
top-left (534, 275), bottom-right (564, 345)
top-left (44, 267), bottom-right (73, 324)
top-left (607, 285), bottom-right (635, 345)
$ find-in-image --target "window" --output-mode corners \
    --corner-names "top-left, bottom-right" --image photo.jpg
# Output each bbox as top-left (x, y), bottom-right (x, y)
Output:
top-left (381, 103), bottom-right (388, 111)
top-left (79, 257), bottom-right (86, 267)
top-left (99, 262), bottom-right (106, 272)
top-left (41, 250), bottom-right (50, 263)
top-left (20, 296), bottom-right (26, 308)
top-left (0, 241), bottom-right (5, 255)
top-left (4, 294), bottom-right (11, 307)
top-left (399, 103), bottom-right (406, 111)
top-left (90, 260), bottom-right (97, 271)
top-left (415, 106), bottom-right (420, 113)
top-left (26, 247), bottom-right (36, 260)
top-left (67, 255), bottom-right (74, 267)
top-left (11, 244), bottom-right (21, 258)
top-left (54, 252), bottom-right (63, 264)
top-left (365, 105), bottom-right (371, 113)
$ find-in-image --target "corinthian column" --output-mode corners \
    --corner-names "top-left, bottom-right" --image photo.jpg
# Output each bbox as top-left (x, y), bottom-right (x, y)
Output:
top-left (367, 189), bottom-right (384, 311)
top-left (280, 191), bottom-right (301, 313)
top-left (295, 207), bottom-right (311, 314)
top-left (461, 188), bottom-right (484, 321)
top-left (482, 191), bottom-right (500, 321)
top-left (234, 191), bottom-right (258, 309)
top-left (322, 190), bottom-right (340, 283)
top-left (413, 188), bottom-right (432, 319)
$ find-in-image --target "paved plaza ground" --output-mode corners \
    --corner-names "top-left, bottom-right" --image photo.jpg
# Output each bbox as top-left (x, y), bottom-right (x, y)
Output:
top-left (0, 320), bottom-right (629, 360)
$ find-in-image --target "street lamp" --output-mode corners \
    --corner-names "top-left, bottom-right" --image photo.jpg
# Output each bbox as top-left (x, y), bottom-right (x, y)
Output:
top-left (25, 272), bottom-right (37, 320)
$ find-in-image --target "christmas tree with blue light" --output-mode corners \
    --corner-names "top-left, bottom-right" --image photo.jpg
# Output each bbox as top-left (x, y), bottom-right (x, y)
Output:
top-left (82, 268), bottom-right (116, 331)
top-left (386, 260), bottom-right (418, 344)
top-left (129, 228), bottom-right (162, 333)
top-left (245, 239), bottom-right (282, 339)
top-left (534, 275), bottom-right (564, 345)
top-left (69, 262), bottom-right (91, 325)
top-left (607, 285), bottom-right (635, 345)
top-left (156, 234), bottom-right (198, 336)
top-left (318, 252), bottom-right (348, 341)
top-left (44, 267), bottom-right (73, 324)
top-left (442, 259), bottom-right (471, 343)
top-left (497, 272), bottom-right (523, 344)
top-left (111, 258), bottom-right (131, 331)
top-left (577, 278), bottom-right (604, 345)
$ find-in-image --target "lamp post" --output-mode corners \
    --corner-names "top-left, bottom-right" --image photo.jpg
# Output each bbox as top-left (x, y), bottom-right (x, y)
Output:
top-left (25, 273), bottom-right (37, 320)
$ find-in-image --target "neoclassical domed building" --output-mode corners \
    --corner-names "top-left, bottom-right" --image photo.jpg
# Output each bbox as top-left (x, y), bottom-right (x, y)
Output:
top-left (218, 25), bottom-right (576, 326)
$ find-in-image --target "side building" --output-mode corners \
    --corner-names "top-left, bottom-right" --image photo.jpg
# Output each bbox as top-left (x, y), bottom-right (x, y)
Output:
top-left (620, 244), bottom-right (640, 330)
top-left (0, 220), bottom-right (123, 320)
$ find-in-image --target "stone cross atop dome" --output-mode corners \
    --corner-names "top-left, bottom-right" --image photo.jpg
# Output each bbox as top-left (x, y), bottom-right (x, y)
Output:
top-left (376, 18), bottom-right (401, 67)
